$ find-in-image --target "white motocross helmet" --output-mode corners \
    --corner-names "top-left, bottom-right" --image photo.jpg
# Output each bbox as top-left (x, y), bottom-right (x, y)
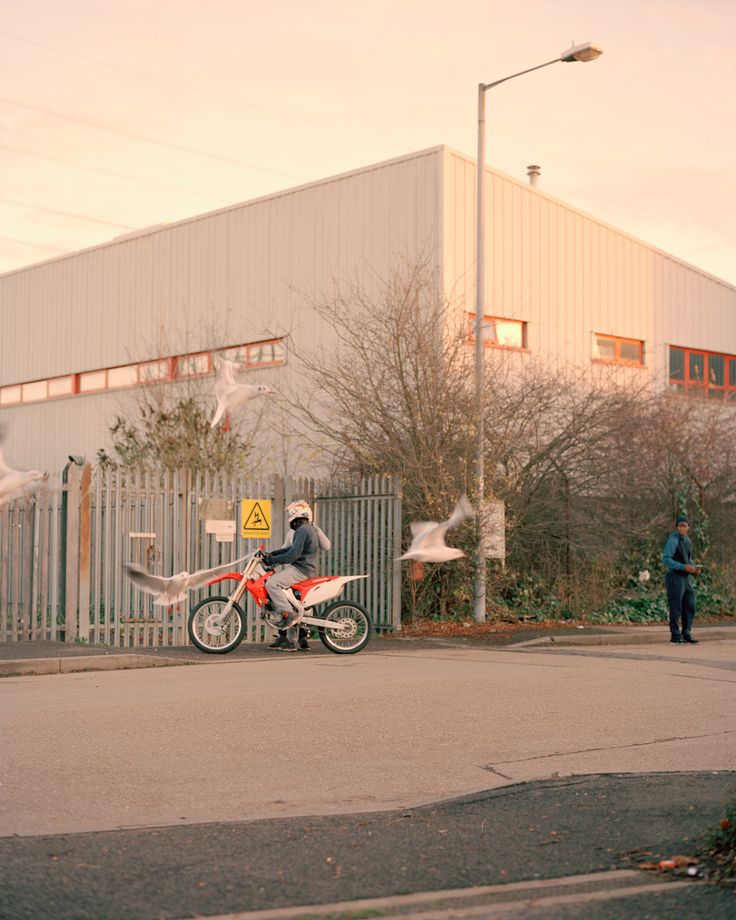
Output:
top-left (286, 500), bottom-right (313, 526)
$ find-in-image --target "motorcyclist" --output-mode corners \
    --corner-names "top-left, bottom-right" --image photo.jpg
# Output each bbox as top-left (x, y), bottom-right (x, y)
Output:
top-left (262, 500), bottom-right (330, 651)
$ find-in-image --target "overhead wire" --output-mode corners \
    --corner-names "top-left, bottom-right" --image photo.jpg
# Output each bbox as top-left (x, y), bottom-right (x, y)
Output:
top-left (2, 143), bottom-right (233, 203)
top-left (0, 195), bottom-right (135, 229)
top-left (0, 28), bottom-right (363, 137)
top-left (0, 234), bottom-right (68, 253)
top-left (683, 240), bottom-right (735, 257)
top-left (0, 96), bottom-right (306, 180)
top-left (0, 27), bottom-right (344, 265)
top-left (6, 126), bottom-right (215, 179)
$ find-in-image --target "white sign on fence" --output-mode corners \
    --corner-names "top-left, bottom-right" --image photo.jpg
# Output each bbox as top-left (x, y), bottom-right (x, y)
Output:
top-left (206, 519), bottom-right (236, 542)
top-left (204, 520), bottom-right (236, 535)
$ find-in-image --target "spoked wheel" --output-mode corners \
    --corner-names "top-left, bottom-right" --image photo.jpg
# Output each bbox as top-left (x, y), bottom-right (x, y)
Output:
top-left (318, 601), bottom-right (372, 654)
top-left (188, 595), bottom-right (246, 654)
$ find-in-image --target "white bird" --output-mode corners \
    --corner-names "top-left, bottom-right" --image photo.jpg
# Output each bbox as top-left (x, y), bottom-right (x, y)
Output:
top-left (638, 569), bottom-right (651, 583)
top-left (0, 443), bottom-right (48, 507)
top-left (123, 555), bottom-right (249, 606)
top-left (398, 494), bottom-right (474, 563)
top-left (209, 356), bottom-right (275, 428)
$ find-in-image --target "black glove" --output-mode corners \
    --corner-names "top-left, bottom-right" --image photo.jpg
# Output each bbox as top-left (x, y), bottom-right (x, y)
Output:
top-left (261, 553), bottom-right (274, 568)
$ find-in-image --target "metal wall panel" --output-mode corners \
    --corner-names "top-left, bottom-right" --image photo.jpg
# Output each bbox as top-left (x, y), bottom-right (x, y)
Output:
top-left (5, 144), bottom-right (736, 472)
top-left (0, 149), bottom-right (443, 470)
top-left (441, 146), bottom-right (736, 382)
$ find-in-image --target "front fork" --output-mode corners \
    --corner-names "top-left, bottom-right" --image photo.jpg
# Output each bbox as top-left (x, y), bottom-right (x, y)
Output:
top-left (211, 571), bottom-right (251, 628)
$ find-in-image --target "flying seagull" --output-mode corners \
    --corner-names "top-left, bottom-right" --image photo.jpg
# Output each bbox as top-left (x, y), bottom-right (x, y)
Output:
top-left (209, 355), bottom-right (274, 428)
top-left (124, 555), bottom-right (249, 606)
top-left (0, 443), bottom-right (48, 507)
top-left (398, 494), bottom-right (474, 563)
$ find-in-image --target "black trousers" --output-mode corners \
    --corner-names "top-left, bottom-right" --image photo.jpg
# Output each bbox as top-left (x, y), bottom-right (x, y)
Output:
top-left (665, 572), bottom-right (695, 638)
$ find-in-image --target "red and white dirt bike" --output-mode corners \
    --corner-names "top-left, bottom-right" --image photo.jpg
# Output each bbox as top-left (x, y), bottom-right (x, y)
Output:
top-left (188, 549), bottom-right (372, 655)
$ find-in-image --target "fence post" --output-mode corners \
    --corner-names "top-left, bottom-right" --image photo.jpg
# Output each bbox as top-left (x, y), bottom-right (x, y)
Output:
top-left (21, 505), bottom-right (35, 640)
top-left (63, 463), bottom-right (81, 642)
top-left (391, 474), bottom-right (403, 631)
top-left (77, 464), bottom-right (93, 641)
top-left (273, 474), bottom-right (285, 547)
top-left (0, 506), bottom-right (8, 641)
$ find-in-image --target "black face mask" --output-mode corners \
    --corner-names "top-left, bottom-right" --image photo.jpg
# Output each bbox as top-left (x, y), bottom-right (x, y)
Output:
top-left (290, 517), bottom-right (307, 530)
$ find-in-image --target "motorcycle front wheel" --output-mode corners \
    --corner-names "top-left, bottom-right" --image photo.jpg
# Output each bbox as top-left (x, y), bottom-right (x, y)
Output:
top-left (318, 601), bottom-right (372, 654)
top-left (188, 595), bottom-right (246, 654)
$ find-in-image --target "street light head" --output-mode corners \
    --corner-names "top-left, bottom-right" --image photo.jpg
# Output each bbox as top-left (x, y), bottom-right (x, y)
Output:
top-left (560, 42), bottom-right (603, 63)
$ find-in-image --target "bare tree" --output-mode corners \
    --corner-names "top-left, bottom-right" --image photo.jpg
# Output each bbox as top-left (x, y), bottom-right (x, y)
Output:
top-left (292, 260), bottom-right (736, 621)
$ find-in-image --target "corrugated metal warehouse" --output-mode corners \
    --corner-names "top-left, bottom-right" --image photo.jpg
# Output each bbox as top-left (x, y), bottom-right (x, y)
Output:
top-left (2, 145), bottom-right (735, 473)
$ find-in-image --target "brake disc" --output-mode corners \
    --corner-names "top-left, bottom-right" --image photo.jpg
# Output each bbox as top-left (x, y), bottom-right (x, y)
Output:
top-left (333, 617), bottom-right (357, 638)
top-left (204, 614), bottom-right (225, 636)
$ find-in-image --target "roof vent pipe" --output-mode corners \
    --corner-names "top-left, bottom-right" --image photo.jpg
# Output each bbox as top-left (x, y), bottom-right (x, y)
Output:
top-left (527, 164), bottom-right (541, 187)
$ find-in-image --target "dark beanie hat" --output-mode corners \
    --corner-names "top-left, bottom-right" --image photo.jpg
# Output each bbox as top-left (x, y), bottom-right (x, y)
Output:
top-left (676, 514), bottom-right (689, 524)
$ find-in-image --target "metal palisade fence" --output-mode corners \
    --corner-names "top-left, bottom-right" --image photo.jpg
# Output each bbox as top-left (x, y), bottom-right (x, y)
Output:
top-left (0, 467), bottom-right (402, 646)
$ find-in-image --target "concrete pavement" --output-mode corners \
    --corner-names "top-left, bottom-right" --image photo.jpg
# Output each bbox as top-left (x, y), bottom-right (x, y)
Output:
top-left (1, 621), bottom-right (734, 677)
top-left (2, 773), bottom-right (735, 919)
top-left (1, 637), bottom-right (734, 837)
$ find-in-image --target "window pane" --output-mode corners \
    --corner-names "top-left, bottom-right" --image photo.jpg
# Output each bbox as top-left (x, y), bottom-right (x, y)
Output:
top-left (48, 375), bottom-right (74, 397)
top-left (140, 359), bottom-right (171, 381)
top-left (22, 380), bottom-right (48, 402)
top-left (594, 336), bottom-right (615, 360)
top-left (107, 365), bottom-right (138, 388)
top-left (619, 340), bottom-right (642, 363)
top-left (729, 358), bottom-right (736, 388)
top-left (495, 320), bottom-right (523, 348)
top-left (669, 347), bottom-right (684, 380)
top-left (175, 354), bottom-right (208, 378)
top-left (689, 352), bottom-right (704, 382)
top-left (0, 384), bottom-right (22, 405)
top-left (480, 319), bottom-right (498, 345)
top-left (249, 342), bottom-right (280, 364)
top-left (708, 354), bottom-right (724, 386)
top-left (79, 370), bottom-right (107, 392)
top-left (222, 346), bottom-right (247, 364)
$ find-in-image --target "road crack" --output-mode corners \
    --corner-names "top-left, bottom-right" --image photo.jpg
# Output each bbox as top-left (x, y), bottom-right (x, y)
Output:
top-left (483, 729), bottom-right (736, 768)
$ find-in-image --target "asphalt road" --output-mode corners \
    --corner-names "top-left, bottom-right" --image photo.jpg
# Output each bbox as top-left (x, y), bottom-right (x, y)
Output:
top-left (1, 773), bottom-right (734, 919)
top-left (1, 640), bottom-right (735, 918)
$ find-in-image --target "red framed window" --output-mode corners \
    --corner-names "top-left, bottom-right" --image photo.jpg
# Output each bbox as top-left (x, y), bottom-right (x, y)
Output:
top-left (592, 334), bottom-right (644, 366)
top-left (669, 346), bottom-right (736, 400)
top-left (468, 314), bottom-right (527, 350)
top-left (0, 338), bottom-right (285, 406)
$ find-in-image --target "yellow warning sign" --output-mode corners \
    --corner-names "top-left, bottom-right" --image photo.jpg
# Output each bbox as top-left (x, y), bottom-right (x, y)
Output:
top-left (241, 499), bottom-right (272, 539)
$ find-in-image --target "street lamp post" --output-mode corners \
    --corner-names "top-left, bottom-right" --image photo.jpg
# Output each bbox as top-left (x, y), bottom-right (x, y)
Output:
top-left (473, 42), bottom-right (603, 624)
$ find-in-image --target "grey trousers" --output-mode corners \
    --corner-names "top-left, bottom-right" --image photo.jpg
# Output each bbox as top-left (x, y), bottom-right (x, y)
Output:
top-left (266, 565), bottom-right (305, 613)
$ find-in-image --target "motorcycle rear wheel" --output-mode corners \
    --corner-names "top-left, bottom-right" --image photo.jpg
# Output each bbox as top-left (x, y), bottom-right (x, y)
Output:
top-left (188, 595), bottom-right (246, 654)
top-left (318, 600), bottom-right (372, 654)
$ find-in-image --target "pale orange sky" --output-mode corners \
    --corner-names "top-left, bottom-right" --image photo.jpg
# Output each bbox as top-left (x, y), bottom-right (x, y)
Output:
top-left (1, 0), bottom-right (735, 284)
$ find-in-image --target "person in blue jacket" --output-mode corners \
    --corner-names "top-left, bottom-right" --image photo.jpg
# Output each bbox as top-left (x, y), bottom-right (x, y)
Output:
top-left (662, 514), bottom-right (702, 644)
